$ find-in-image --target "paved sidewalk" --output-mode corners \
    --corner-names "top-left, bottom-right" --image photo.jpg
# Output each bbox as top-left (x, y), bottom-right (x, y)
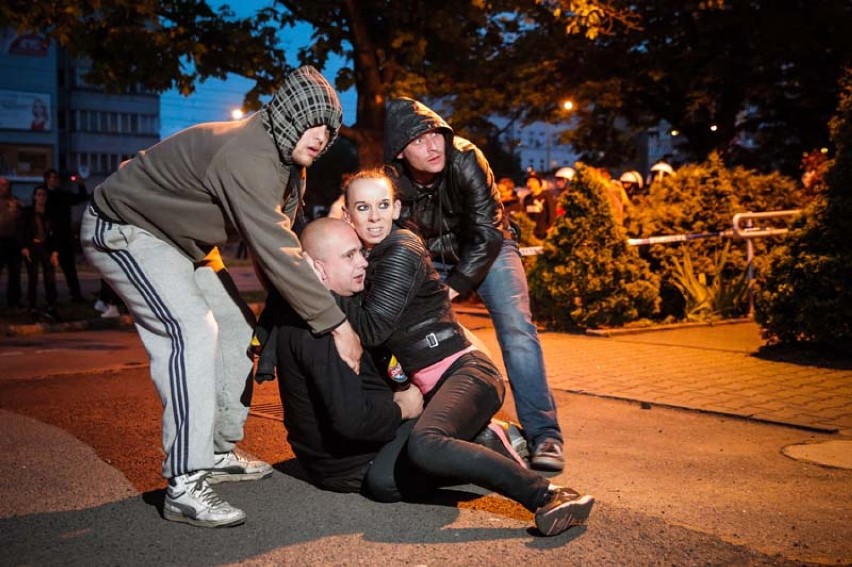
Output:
top-left (461, 313), bottom-right (852, 435)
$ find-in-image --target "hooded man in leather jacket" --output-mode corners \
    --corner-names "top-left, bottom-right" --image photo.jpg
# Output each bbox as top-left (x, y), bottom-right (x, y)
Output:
top-left (384, 97), bottom-right (565, 472)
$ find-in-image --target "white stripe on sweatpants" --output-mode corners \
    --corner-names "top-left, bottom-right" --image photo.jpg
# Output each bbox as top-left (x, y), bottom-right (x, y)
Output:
top-left (80, 206), bottom-right (254, 479)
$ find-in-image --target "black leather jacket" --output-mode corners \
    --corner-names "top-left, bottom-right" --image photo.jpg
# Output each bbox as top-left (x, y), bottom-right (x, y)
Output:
top-left (340, 228), bottom-right (469, 373)
top-left (385, 97), bottom-right (513, 296)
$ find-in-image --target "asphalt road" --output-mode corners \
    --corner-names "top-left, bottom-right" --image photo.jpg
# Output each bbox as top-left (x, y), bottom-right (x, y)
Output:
top-left (1, 328), bottom-right (851, 566)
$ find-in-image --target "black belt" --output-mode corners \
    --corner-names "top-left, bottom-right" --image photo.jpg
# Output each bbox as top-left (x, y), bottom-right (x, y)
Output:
top-left (411, 327), bottom-right (459, 350)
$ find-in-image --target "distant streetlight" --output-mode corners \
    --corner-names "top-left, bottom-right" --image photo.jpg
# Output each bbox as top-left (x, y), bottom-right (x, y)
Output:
top-left (231, 108), bottom-right (244, 120)
top-left (710, 124), bottom-right (718, 132)
top-left (562, 100), bottom-right (574, 111)
top-left (670, 129), bottom-right (680, 136)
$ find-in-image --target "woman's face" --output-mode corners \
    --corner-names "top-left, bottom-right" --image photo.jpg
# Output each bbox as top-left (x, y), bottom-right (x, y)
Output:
top-left (343, 177), bottom-right (401, 249)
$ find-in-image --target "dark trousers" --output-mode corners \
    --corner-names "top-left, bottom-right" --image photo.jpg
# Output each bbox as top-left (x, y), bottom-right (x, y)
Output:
top-left (364, 351), bottom-right (550, 511)
top-left (56, 240), bottom-right (82, 299)
top-left (25, 243), bottom-right (57, 308)
top-left (0, 236), bottom-right (22, 307)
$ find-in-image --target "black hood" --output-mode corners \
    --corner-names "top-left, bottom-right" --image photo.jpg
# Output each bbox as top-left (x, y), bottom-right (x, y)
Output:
top-left (384, 97), bottom-right (454, 163)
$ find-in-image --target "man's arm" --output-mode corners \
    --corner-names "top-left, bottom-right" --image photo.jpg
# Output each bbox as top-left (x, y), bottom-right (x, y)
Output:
top-left (214, 152), bottom-right (361, 372)
top-left (443, 144), bottom-right (505, 296)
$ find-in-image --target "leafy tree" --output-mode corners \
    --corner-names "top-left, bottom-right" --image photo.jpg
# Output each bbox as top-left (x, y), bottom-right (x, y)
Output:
top-left (528, 164), bottom-right (659, 330)
top-left (1, 1), bottom-right (288, 108)
top-left (502, 0), bottom-right (852, 175)
top-left (755, 72), bottom-right (852, 350)
top-left (1, 0), bottom-right (634, 166)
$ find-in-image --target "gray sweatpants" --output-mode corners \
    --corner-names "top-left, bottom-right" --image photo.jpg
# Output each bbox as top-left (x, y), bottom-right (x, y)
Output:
top-left (81, 206), bottom-right (255, 479)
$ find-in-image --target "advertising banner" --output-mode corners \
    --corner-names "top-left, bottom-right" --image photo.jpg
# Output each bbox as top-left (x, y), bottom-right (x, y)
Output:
top-left (0, 90), bottom-right (52, 131)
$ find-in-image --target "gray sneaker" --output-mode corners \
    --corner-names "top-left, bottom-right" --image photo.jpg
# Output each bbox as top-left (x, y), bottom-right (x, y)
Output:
top-left (534, 486), bottom-right (594, 536)
top-left (163, 471), bottom-right (246, 528)
top-left (206, 450), bottom-right (273, 484)
top-left (531, 438), bottom-right (565, 472)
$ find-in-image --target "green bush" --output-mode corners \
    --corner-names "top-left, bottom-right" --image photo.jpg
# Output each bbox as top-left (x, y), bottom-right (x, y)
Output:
top-left (528, 165), bottom-right (659, 330)
top-left (755, 72), bottom-right (852, 350)
top-left (627, 152), bottom-right (805, 318)
top-left (670, 243), bottom-right (749, 321)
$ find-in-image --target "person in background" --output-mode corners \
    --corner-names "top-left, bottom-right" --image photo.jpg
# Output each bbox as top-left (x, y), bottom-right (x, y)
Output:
top-left (0, 176), bottom-right (23, 309)
top-left (19, 186), bottom-right (60, 322)
top-left (553, 166), bottom-right (575, 198)
top-left (619, 170), bottom-right (645, 201)
top-left (497, 177), bottom-right (522, 215)
top-left (522, 173), bottom-right (558, 240)
top-left (647, 161), bottom-right (675, 187)
top-left (384, 97), bottom-right (565, 472)
top-left (40, 168), bottom-right (87, 302)
top-left (553, 166), bottom-right (576, 217)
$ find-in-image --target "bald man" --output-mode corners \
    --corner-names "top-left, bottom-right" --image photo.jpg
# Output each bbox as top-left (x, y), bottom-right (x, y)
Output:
top-left (269, 218), bottom-right (424, 494)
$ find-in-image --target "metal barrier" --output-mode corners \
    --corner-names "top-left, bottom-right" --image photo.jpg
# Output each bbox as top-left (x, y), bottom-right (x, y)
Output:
top-left (520, 209), bottom-right (802, 316)
top-left (730, 209), bottom-right (801, 315)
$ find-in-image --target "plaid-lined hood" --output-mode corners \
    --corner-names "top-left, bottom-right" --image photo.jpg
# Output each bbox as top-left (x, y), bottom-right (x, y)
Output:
top-left (384, 97), bottom-right (454, 163)
top-left (262, 66), bottom-right (342, 165)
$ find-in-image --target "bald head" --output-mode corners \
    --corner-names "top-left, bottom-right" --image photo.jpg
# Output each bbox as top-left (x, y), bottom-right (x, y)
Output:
top-left (301, 218), bottom-right (368, 296)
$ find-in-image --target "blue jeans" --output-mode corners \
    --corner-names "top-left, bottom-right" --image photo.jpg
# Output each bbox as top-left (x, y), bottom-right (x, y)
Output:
top-left (435, 240), bottom-right (563, 446)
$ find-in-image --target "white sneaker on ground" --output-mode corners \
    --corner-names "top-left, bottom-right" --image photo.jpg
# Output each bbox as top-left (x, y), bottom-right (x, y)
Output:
top-left (206, 449), bottom-right (273, 484)
top-left (100, 304), bottom-right (120, 318)
top-left (163, 471), bottom-right (246, 528)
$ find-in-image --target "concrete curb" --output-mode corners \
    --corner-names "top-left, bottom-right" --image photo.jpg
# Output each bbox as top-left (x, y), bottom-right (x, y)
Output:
top-left (0, 315), bottom-right (135, 337)
top-left (585, 317), bottom-right (754, 337)
top-left (0, 303), bottom-right (268, 337)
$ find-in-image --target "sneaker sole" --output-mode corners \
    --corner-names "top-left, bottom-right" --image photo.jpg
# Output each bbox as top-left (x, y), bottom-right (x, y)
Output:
top-left (206, 468), bottom-right (273, 485)
top-left (535, 495), bottom-right (595, 537)
top-left (163, 508), bottom-right (246, 528)
top-left (530, 455), bottom-right (565, 472)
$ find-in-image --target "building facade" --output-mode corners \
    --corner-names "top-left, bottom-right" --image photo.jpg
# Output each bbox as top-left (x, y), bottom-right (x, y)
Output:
top-left (0, 28), bottom-right (159, 202)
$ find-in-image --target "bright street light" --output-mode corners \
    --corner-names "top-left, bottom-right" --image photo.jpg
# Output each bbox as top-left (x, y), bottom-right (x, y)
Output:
top-left (231, 108), bottom-right (244, 120)
top-left (562, 100), bottom-right (574, 111)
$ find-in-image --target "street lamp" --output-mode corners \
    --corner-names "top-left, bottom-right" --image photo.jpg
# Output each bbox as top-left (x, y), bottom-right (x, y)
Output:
top-left (231, 108), bottom-right (244, 120)
top-left (562, 100), bottom-right (574, 111)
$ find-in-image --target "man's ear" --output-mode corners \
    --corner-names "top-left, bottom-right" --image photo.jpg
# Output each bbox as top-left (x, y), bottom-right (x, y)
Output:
top-left (304, 252), bottom-right (326, 282)
top-left (341, 207), bottom-right (351, 223)
top-left (392, 198), bottom-right (402, 220)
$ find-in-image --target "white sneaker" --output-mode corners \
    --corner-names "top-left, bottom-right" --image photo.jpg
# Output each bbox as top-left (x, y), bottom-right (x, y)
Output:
top-left (163, 471), bottom-right (246, 528)
top-left (100, 304), bottom-right (121, 318)
top-left (206, 449), bottom-right (273, 484)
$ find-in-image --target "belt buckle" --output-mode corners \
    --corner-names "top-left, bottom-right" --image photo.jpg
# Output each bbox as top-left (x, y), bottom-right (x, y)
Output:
top-left (426, 332), bottom-right (439, 348)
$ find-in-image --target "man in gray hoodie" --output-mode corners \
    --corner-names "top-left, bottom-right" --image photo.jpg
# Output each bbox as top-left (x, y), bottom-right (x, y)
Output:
top-left (80, 66), bottom-right (362, 528)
